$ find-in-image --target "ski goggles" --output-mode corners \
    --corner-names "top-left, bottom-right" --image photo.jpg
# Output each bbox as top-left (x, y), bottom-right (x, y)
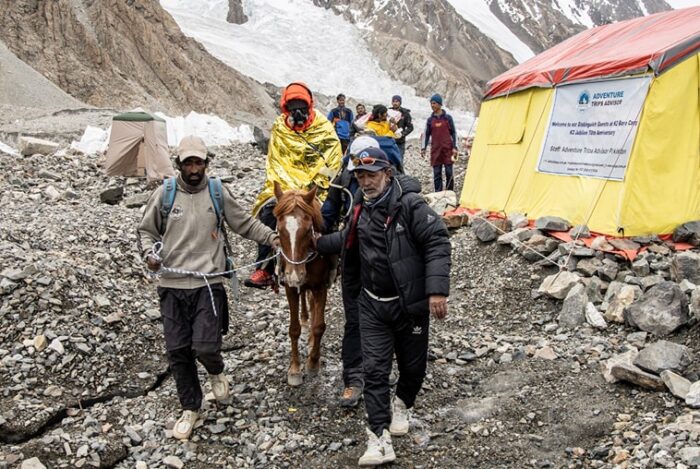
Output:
top-left (350, 156), bottom-right (391, 169)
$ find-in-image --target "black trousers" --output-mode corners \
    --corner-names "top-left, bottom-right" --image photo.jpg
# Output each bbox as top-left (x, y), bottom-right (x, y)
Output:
top-left (433, 164), bottom-right (454, 192)
top-left (254, 201), bottom-right (277, 274)
top-left (358, 290), bottom-right (429, 436)
top-left (396, 141), bottom-right (406, 159)
top-left (158, 284), bottom-right (228, 411)
top-left (342, 287), bottom-right (363, 387)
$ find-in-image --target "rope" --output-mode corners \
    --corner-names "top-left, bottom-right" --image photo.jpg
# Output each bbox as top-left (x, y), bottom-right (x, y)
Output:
top-left (148, 242), bottom-right (280, 317)
top-left (470, 214), bottom-right (562, 269)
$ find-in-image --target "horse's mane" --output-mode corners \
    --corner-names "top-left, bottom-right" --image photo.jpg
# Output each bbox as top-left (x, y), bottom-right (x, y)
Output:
top-left (273, 190), bottom-right (324, 232)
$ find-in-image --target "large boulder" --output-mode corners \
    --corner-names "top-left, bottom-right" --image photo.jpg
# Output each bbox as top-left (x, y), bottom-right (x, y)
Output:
top-left (124, 192), bottom-right (151, 208)
top-left (610, 362), bottom-right (665, 391)
top-left (227, 0), bottom-right (249, 24)
top-left (535, 216), bottom-right (571, 232)
top-left (596, 258), bottom-right (619, 282)
top-left (424, 190), bottom-right (457, 215)
top-left (686, 382), bottom-right (700, 408)
top-left (660, 370), bottom-right (691, 400)
top-left (100, 186), bottom-right (125, 205)
top-left (601, 350), bottom-right (638, 384)
top-left (472, 218), bottom-right (509, 243)
top-left (576, 257), bottom-right (602, 277)
top-left (569, 225), bottom-right (591, 239)
top-left (633, 340), bottom-right (691, 374)
top-left (519, 234), bottom-right (559, 262)
top-left (671, 251), bottom-right (700, 284)
top-left (538, 271), bottom-right (580, 299)
top-left (585, 303), bottom-right (607, 329)
top-left (673, 220), bottom-right (700, 246)
top-left (605, 284), bottom-right (641, 323)
top-left (507, 212), bottom-right (528, 229)
top-left (624, 281), bottom-right (689, 336)
top-left (690, 288), bottom-right (700, 320)
top-left (558, 284), bottom-right (587, 329)
top-left (608, 238), bottom-right (640, 251)
top-left (497, 227), bottom-right (528, 246)
top-left (18, 136), bottom-right (59, 156)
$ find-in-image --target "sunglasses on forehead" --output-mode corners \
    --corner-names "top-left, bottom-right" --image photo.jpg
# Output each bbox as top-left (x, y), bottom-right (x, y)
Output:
top-left (351, 156), bottom-right (390, 167)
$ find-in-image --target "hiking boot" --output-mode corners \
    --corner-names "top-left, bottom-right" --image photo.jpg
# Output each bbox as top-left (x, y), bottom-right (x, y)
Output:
top-left (209, 373), bottom-right (230, 401)
top-left (358, 428), bottom-right (395, 466)
top-left (339, 385), bottom-right (362, 408)
top-left (389, 396), bottom-right (409, 436)
top-left (244, 269), bottom-right (274, 289)
top-left (172, 410), bottom-right (198, 440)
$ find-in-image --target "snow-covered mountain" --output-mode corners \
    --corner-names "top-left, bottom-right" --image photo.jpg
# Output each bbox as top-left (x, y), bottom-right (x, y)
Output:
top-left (159, 0), bottom-right (693, 136)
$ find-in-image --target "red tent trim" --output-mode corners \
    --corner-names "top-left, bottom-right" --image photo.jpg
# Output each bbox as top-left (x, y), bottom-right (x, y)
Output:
top-left (485, 7), bottom-right (700, 100)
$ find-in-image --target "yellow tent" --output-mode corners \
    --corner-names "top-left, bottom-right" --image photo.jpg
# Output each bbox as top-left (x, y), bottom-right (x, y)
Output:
top-left (460, 8), bottom-right (700, 237)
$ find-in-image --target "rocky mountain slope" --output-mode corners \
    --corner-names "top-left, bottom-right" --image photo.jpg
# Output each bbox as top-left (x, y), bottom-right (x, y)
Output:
top-left (0, 0), bottom-right (276, 126)
top-left (491, 0), bottom-right (672, 54)
top-left (310, 0), bottom-right (673, 110)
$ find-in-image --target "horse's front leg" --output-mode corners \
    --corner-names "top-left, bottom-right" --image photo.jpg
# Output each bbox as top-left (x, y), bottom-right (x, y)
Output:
top-left (285, 286), bottom-right (303, 386)
top-left (300, 290), bottom-right (310, 329)
top-left (306, 287), bottom-right (327, 374)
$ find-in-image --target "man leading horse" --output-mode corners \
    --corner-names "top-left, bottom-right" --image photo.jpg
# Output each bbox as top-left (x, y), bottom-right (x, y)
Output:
top-left (138, 135), bottom-right (280, 440)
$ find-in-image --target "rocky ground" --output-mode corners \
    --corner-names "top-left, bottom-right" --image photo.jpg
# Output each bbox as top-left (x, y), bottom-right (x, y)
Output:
top-left (1, 141), bottom-right (700, 469)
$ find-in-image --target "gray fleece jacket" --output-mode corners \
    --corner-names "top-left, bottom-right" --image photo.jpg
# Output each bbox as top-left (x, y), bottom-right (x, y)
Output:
top-left (138, 175), bottom-right (277, 289)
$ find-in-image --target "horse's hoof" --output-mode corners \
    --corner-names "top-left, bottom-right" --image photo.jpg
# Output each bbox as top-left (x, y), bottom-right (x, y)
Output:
top-left (288, 373), bottom-right (303, 387)
top-left (305, 362), bottom-right (321, 375)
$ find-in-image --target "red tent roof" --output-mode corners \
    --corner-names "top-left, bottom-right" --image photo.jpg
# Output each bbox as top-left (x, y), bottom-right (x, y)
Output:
top-left (485, 7), bottom-right (700, 100)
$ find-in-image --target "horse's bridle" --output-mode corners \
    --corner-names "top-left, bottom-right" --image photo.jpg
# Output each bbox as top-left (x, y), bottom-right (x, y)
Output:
top-left (276, 225), bottom-right (319, 266)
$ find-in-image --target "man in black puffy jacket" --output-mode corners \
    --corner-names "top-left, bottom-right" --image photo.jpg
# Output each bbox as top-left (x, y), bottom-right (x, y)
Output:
top-left (316, 146), bottom-right (451, 467)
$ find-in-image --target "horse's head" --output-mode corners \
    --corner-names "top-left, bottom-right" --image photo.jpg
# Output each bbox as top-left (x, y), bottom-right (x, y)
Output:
top-left (273, 181), bottom-right (323, 288)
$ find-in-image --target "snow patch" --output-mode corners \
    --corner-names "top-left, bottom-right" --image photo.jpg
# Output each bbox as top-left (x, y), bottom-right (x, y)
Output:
top-left (555, 0), bottom-right (595, 27)
top-left (71, 126), bottom-right (110, 155)
top-left (69, 111), bottom-right (254, 155)
top-left (637, 0), bottom-right (649, 16)
top-left (0, 141), bottom-right (19, 156)
top-left (154, 111), bottom-right (255, 147)
top-left (445, 0), bottom-right (534, 63)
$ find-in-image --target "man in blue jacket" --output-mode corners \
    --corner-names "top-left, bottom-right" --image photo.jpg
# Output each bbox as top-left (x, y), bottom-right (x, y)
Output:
top-left (328, 93), bottom-right (354, 154)
top-left (317, 147), bottom-right (451, 466)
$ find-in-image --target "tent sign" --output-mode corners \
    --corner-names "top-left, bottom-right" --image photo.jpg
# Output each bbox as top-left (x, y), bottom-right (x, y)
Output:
top-left (537, 76), bottom-right (651, 181)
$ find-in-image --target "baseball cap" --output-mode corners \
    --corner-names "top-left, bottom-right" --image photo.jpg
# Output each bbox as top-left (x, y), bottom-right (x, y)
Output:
top-left (177, 135), bottom-right (207, 162)
top-left (347, 136), bottom-right (380, 171)
top-left (349, 147), bottom-right (391, 173)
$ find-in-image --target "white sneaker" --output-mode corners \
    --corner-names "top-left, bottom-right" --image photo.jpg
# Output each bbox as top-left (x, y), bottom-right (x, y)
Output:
top-left (209, 373), bottom-right (230, 401)
top-left (358, 428), bottom-right (396, 466)
top-left (172, 410), bottom-right (198, 440)
top-left (390, 396), bottom-right (409, 436)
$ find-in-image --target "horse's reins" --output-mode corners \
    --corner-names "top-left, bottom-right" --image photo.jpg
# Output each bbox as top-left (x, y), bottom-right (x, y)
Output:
top-left (148, 241), bottom-right (280, 317)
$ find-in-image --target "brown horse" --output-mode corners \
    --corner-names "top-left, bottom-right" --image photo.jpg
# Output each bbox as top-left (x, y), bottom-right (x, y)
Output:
top-left (273, 181), bottom-right (332, 386)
